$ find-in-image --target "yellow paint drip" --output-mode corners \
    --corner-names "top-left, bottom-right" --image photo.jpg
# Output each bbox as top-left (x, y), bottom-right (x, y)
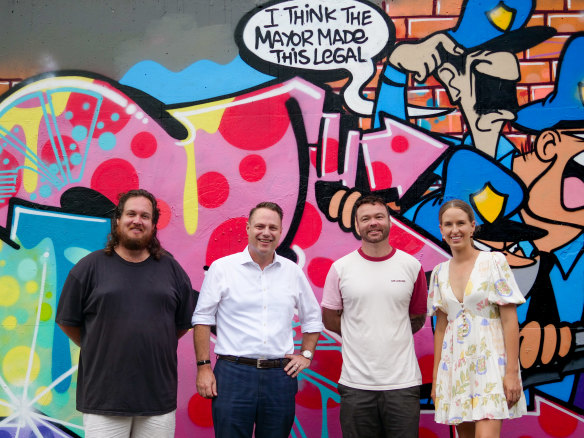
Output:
top-left (183, 142), bottom-right (198, 235)
top-left (169, 97), bottom-right (233, 135)
top-left (168, 97), bottom-right (234, 235)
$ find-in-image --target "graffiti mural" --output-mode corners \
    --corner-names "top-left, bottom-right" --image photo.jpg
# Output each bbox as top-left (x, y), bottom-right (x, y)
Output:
top-left (0, 0), bottom-right (582, 437)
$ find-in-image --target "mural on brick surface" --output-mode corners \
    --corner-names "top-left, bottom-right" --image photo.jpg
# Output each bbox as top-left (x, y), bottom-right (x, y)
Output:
top-left (0, 0), bottom-right (583, 437)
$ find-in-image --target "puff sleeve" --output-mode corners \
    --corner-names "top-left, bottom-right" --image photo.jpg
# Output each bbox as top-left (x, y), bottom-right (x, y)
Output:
top-left (428, 263), bottom-right (447, 316)
top-left (488, 251), bottom-right (526, 306)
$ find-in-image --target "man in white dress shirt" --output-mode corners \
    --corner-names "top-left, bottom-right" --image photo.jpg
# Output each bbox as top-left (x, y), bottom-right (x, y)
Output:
top-left (192, 201), bottom-right (323, 438)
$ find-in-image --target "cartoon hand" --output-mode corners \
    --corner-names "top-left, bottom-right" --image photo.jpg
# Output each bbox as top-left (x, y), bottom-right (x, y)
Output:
top-left (388, 32), bottom-right (464, 83)
top-left (519, 321), bottom-right (573, 369)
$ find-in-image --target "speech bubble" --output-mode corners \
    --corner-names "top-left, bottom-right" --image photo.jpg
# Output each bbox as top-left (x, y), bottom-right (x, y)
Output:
top-left (235, 0), bottom-right (395, 116)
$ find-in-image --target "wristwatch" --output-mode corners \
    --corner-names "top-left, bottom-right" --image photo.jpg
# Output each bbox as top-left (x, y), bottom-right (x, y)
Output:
top-left (301, 350), bottom-right (313, 360)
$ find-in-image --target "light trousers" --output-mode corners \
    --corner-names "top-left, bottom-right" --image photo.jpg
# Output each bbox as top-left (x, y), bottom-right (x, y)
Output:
top-left (83, 410), bottom-right (175, 438)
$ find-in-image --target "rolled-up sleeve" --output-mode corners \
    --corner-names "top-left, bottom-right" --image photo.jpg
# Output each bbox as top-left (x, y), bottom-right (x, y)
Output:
top-left (191, 263), bottom-right (222, 326)
top-left (296, 268), bottom-right (324, 333)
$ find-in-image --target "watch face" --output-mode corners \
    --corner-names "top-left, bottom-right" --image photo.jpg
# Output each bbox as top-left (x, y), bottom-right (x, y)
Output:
top-left (302, 350), bottom-right (313, 359)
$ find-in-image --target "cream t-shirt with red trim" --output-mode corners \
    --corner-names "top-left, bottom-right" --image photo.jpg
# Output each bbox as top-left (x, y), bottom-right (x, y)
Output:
top-left (322, 248), bottom-right (427, 390)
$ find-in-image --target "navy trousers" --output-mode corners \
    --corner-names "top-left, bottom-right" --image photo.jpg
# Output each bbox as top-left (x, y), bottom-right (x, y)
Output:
top-left (212, 359), bottom-right (298, 438)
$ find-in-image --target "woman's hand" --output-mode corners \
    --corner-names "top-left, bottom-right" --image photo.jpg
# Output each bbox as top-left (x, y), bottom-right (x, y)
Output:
top-left (503, 373), bottom-right (522, 408)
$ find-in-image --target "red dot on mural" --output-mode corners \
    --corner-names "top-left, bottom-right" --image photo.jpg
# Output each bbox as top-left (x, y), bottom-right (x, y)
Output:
top-left (239, 154), bottom-right (267, 182)
top-left (218, 92), bottom-right (290, 150)
top-left (205, 217), bottom-right (248, 267)
top-left (391, 135), bottom-right (409, 153)
top-left (187, 393), bottom-right (213, 428)
top-left (292, 203), bottom-right (322, 249)
top-left (197, 172), bottom-right (229, 209)
top-left (388, 225), bottom-right (425, 255)
top-left (538, 401), bottom-right (578, 437)
top-left (90, 159), bottom-right (139, 203)
top-left (370, 161), bottom-right (393, 190)
top-left (418, 354), bottom-right (434, 385)
top-left (131, 131), bottom-right (157, 158)
top-left (156, 198), bottom-right (171, 229)
top-left (307, 257), bottom-right (334, 288)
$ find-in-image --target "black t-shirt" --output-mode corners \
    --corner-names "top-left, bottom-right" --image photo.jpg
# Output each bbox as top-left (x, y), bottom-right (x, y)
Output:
top-left (56, 249), bottom-right (195, 415)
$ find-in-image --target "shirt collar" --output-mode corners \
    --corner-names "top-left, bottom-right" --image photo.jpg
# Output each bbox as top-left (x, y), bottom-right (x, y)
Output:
top-left (240, 246), bottom-right (281, 268)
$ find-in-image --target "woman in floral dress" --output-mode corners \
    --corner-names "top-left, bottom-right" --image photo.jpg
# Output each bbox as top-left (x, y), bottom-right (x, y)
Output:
top-left (428, 199), bottom-right (526, 438)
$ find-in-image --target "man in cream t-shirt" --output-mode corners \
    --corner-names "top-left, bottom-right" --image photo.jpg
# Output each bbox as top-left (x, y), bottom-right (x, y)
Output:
top-left (322, 195), bottom-right (427, 438)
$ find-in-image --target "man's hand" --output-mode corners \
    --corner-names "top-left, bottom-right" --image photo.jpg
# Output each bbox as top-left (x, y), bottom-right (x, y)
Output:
top-left (503, 373), bottom-right (522, 408)
top-left (389, 32), bottom-right (464, 83)
top-left (284, 354), bottom-right (311, 378)
top-left (196, 365), bottom-right (217, 398)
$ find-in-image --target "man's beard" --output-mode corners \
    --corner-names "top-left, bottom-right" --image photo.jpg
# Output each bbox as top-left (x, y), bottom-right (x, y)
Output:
top-left (118, 228), bottom-right (152, 251)
top-left (361, 227), bottom-right (390, 243)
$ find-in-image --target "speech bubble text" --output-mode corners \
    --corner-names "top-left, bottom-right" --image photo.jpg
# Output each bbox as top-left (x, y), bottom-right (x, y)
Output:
top-left (236, 0), bottom-right (395, 115)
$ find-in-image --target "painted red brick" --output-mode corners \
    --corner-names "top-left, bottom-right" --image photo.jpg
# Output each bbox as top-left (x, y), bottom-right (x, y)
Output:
top-left (531, 85), bottom-right (555, 101)
top-left (528, 14), bottom-right (546, 26)
top-left (383, 0), bottom-right (434, 16)
top-left (394, 18), bottom-right (407, 39)
top-left (408, 17), bottom-right (458, 39)
top-left (548, 14), bottom-right (584, 32)
top-left (517, 86), bottom-right (530, 106)
top-left (520, 61), bottom-right (552, 84)
top-left (435, 0), bottom-right (463, 16)
top-left (568, 0), bottom-right (584, 10)
top-left (407, 88), bottom-right (435, 107)
top-left (525, 35), bottom-right (569, 59)
top-left (535, 0), bottom-right (566, 11)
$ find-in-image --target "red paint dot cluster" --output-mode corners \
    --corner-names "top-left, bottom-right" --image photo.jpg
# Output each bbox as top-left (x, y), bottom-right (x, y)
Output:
top-left (239, 154), bottom-right (267, 182)
top-left (197, 172), bottom-right (229, 209)
top-left (131, 131), bottom-right (157, 158)
top-left (205, 217), bottom-right (248, 267)
top-left (218, 93), bottom-right (290, 150)
top-left (307, 257), bottom-right (334, 288)
top-left (90, 159), bottom-right (139, 203)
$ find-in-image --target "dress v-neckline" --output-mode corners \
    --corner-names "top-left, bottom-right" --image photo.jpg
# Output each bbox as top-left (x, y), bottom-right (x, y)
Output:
top-left (447, 251), bottom-right (483, 304)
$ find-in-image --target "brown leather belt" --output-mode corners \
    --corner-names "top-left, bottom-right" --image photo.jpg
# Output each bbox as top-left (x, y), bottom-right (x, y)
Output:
top-left (217, 355), bottom-right (290, 369)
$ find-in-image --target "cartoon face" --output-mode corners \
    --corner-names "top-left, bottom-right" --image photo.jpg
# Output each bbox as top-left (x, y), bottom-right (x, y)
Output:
top-left (437, 49), bottom-right (520, 156)
top-left (354, 202), bottom-right (391, 243)
top-left (524, 129), bottom-right (584, 228)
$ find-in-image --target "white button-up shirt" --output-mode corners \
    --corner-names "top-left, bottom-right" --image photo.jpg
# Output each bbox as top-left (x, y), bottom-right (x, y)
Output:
top-left (192, 247), bottom-right (323, 358)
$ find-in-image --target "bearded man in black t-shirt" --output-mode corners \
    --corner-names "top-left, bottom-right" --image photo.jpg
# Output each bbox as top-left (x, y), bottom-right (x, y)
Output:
top-left (56, 189), bottom-right (195, 438)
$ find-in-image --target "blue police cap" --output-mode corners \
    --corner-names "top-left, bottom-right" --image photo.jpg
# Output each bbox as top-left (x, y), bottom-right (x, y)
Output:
top-left (448, 0), bottom-right (555, 52)
top-left (514, 32), bottom-right (584, 133)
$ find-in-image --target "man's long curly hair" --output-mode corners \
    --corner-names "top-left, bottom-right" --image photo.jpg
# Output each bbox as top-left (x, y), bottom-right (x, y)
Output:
top-left (104, 189), bottom-right (166, 260)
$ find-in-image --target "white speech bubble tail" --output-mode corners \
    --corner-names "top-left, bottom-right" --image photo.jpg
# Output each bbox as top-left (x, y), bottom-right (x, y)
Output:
top-left (343, 63), bottom-right (375, 116)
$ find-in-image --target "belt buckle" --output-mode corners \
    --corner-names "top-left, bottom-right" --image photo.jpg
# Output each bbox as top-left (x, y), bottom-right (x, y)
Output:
top-left (256, 358), bottom-right (268, 369)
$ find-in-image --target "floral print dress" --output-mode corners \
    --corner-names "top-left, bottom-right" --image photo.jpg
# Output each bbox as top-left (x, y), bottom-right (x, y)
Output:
top-left (428, 251), bottom-right (527, 424)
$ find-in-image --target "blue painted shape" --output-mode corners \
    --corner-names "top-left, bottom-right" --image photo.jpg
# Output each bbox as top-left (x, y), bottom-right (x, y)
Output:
top-left (120, 55), bottom-right (274, 104)
top-left (12, 205), bottom-right (110, 393)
